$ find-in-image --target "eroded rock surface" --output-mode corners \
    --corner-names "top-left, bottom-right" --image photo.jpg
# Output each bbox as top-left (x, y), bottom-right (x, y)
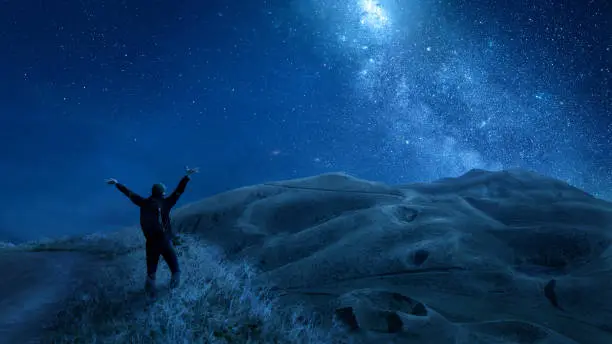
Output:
top-left (173, 170), bottom-right (612, 344)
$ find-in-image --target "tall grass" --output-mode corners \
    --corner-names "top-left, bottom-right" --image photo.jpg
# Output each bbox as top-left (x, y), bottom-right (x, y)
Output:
top-left (41, 234), bottom-right (348, 343)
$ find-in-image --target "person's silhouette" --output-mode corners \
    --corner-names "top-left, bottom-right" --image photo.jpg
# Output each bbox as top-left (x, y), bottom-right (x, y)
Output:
top-left (105, 166), bottom-right (199, 297)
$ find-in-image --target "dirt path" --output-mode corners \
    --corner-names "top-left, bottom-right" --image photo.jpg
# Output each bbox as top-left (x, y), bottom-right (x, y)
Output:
top-left (0, 251), bottom-right (95, 344)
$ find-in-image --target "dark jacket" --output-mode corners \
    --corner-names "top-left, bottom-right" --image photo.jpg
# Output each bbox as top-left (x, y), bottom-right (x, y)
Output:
top-left (116, 176), bottom-right (190, 242)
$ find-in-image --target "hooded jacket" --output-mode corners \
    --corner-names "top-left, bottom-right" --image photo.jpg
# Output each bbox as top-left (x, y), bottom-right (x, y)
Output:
top-left (116, 176), bottom-right (190, 242)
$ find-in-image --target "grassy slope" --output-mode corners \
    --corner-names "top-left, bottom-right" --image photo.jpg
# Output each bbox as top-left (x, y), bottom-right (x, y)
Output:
top-left (3, 231), bottom-right (348, 344)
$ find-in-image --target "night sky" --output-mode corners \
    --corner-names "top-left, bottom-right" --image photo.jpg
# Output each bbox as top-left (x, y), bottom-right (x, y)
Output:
top-left (0, 0), bottom-right (610, 242)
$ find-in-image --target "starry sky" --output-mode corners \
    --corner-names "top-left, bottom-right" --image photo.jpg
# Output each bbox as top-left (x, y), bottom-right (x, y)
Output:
top-left (0, 0), bottom-right (610, 242)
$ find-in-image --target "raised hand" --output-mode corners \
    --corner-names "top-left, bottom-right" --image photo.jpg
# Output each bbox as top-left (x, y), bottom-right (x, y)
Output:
top-left (185, 166), bottom-right (200, 176)
top-left (105, 178), bottom-right (118, 185)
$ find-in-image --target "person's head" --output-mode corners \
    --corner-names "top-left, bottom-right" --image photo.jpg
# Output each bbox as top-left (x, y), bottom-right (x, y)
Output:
top-left (151, 183), bottom-right (167, 197)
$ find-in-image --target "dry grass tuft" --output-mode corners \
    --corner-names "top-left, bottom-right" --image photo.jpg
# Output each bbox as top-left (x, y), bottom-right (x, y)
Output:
top-left (41, 234), bottom-right (348, 343)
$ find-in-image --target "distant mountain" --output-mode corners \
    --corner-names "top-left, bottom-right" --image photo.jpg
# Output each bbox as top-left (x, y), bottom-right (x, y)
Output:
top-left (0, 228), bottom-right (18, 245)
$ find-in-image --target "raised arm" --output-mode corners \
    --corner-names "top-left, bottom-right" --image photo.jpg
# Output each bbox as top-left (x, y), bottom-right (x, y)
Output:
top-left (166, 166), bottom-right (199, 208)
top-left (166, 176), bottom-right (190, 207)
top-left (106, 178), bottom-right (145, 207)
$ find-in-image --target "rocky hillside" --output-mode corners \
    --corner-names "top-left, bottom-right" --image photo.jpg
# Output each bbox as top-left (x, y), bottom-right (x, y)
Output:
top-left (173, 169), bottom-right (612, 344)
top-left (1, 169), bottom-right (611, 343)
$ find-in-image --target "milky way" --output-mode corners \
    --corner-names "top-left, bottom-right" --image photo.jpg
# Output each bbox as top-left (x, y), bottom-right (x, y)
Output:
top-left (298, 0), bottom-right (610, 197)
top-left (0, 0), bottom-right (609, 241)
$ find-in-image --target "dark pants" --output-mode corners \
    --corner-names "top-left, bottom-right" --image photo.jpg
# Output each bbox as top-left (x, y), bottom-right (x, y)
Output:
top-left (145, 239), bottom-right (180, 279)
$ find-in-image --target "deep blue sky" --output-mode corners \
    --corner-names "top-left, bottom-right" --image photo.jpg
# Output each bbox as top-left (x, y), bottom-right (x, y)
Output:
top-left (0, 0), bottom-right (610, 242)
